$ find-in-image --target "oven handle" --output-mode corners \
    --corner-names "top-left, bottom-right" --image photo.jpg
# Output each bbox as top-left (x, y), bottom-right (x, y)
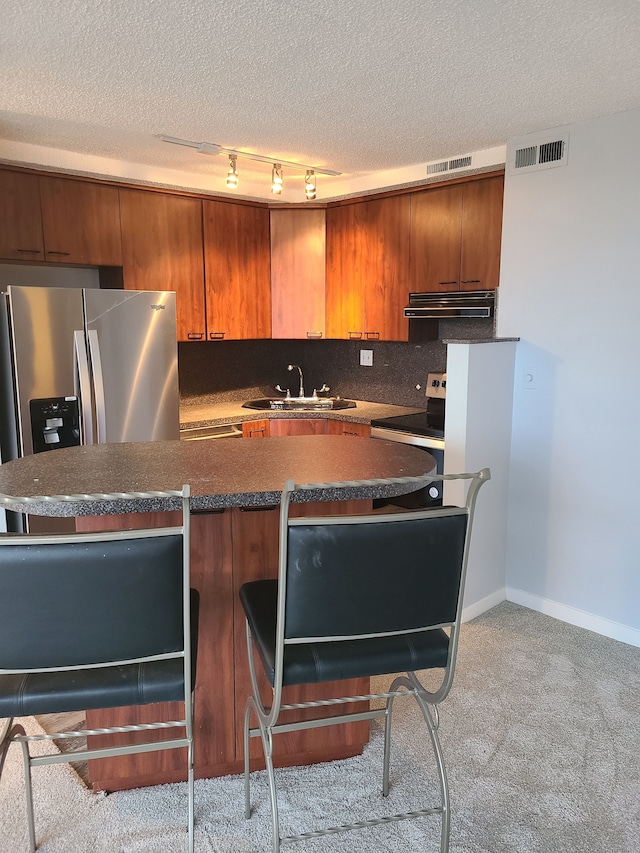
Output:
top-left (370, 426), bottom-right (445, 451)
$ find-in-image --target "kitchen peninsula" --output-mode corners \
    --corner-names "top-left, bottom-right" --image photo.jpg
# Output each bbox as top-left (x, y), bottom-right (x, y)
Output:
top-left (0, 435), bottom-right (436, 791)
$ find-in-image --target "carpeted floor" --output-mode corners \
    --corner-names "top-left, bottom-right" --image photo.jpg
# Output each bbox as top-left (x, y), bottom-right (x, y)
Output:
top-left (1, 601), bottom-right (639, 852)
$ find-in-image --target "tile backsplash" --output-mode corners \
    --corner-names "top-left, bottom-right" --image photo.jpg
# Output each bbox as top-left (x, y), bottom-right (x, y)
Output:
top-left (178, 317), bottom-right (492, 408)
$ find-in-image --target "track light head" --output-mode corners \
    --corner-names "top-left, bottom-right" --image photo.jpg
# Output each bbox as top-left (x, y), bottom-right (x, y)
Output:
top-left (271, 163), bottom-right (284, 195)
top-left (304, 170), bottom-right (317, 200)
top-left (226, 155), bottom-right (239, 189)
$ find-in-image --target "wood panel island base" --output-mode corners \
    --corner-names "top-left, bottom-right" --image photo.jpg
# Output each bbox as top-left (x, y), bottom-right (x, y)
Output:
top-left (0, 435), bottom-right (436, 792)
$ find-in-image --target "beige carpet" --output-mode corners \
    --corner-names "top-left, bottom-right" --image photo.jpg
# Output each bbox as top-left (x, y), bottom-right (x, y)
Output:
top-left (1, 602), bottom-right (640, 852)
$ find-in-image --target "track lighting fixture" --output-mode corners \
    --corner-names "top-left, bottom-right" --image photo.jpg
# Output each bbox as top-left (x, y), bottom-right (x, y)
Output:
top-left (159, 137), bottom-right (342, 196)
top-left (226, 155), bottom-right (239, 189)
top-left (304, 170), bottom-right (317, 200)
top-left (271, 163), bottom-right (283, 195)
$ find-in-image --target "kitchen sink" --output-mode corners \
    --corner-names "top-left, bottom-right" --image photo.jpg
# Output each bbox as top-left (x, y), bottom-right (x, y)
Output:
top-left (242, 398), bottom-right (357, 411)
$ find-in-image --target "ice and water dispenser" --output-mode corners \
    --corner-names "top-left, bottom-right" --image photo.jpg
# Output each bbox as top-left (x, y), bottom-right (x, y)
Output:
top-left (29, 396), bottom-right (80, 453)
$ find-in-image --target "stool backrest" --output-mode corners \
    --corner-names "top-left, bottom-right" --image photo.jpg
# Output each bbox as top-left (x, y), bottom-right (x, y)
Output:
top-left (0, 530), bottom-right (184, 671)
top-left (284, 508), bottom-right (468, 642)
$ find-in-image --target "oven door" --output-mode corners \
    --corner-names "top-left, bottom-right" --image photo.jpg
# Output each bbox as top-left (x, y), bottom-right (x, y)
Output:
top-left (370, 427), bottom-right (444, 508)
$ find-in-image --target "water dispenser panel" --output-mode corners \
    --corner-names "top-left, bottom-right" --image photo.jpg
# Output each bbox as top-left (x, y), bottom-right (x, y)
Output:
top-left (29, 396), bottom-right (81, 453)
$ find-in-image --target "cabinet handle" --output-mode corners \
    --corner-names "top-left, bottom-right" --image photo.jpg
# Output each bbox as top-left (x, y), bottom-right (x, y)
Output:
top-left (46, 251), bottom-right (71, 256)
top-left (348, 331), bottom-right (363, 339)
top-left (17, 248), bottom-right (42, 254)
top-left (439, 281), bottom-right (458, 286)
top-left (461, 279), bottom-right (481, 284)
top-left (342, 430), bottom-right (359, 436)
top-left (306, 331), bottom-right (323, 338)
top-left (239, 504), bottom-right (278, 512)
top-left (187, 332), bottom-right (204, 340)
top-left (365, 331), bottom-right (380, 340)
top-left (209, 331), bottom-right (225, 340)
top-left (248, 428), bottom-right (265, 437)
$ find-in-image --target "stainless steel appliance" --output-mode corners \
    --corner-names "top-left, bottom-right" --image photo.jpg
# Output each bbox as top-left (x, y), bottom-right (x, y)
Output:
top-left (180, 423), bottom-right (243, 440)
top-left (403, 290), bottom-right (495, 319)
top-left (370, 373), bottom-right (446, 508)
top-left (0, 285), bottom-right (179, 530)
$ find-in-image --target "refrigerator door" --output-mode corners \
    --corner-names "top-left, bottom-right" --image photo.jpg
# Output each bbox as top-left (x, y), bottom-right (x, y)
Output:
top-left (83, 289), bottom-right (179, 442)
top-left (4, 286), bottom-right (84, 457)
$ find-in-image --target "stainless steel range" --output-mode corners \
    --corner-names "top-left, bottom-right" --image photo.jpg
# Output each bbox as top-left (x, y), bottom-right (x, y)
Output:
top-left (370, 373), bottom-right (446, 508)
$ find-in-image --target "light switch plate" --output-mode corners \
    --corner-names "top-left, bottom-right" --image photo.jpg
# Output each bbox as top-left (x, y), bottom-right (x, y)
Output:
top-left (360, 349), bottom-right (373, 367)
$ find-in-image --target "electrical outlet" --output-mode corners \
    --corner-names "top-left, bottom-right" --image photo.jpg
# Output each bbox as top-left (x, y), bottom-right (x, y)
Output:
top-left (425, 372), bottom-right (446, 398)
top-left (360, 349), bottom-right (373, 367)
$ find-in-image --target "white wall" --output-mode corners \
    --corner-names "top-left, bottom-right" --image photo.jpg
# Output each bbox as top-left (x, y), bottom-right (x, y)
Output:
top-left (497, 107), bottom-right (640, 646)
top-left (445, 340), bottom-right (516, 621)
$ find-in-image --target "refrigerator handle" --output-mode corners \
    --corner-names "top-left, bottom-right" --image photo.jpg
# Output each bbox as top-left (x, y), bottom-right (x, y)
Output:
top-left (87, 329), bottom-right (107, 444)
top-left (74, 330), bottom-right (94, 445)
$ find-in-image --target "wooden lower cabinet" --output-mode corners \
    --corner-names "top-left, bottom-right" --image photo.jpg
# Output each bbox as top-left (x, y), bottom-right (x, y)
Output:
top-left (242, 419), bottom-right (270, 437)
top-left (326, 420), bottom-right (370, 437)
top-left (80, 499), bottom-right (370, 791)
top-left (232, 503), bottom-right (370, 770)
top-left (243, 418), bottom-right (369, 438)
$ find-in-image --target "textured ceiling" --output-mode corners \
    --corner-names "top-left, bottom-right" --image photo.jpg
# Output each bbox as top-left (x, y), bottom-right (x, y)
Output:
top-left (1, 0), bottom-right (639, 201)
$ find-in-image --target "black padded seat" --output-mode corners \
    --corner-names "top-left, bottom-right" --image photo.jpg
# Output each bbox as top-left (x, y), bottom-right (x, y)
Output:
top-left (0, 592), bottom-right (199, 717)
top-left (240, 579), bottom-right (450, 685)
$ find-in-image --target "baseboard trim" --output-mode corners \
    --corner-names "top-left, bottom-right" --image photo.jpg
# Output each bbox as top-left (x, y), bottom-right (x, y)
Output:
top-left (462, 587), bottom-right (506, 623)
top-left (506, 587), bottom-right (640, 648)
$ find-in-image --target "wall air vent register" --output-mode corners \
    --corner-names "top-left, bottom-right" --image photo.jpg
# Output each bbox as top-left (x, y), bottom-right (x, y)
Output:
top-left (426, 155), bottom-right (473, 175)
top-left (508, 132), bottom-right (569, 175)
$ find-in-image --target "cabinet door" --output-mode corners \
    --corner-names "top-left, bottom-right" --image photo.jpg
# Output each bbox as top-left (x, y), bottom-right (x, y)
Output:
top-left (120, 189), bottom-right (206, 342)
top-left (242, 419), bottom-right (270, 438)
top-left (410, 175), bottom-right (504, 293)
top-left (325, 204), bottom-right (366, 339)
top-left (271, 209), bottom-right (325, 339)
top-left (326, 196), bottom-right (410, 341)
top-left (268, 418), bottom-right (328, 436)
top-left (325, 420), bottom-right (369, 437)
top-left (0, 169), bottom-right (44, 261)
top-left (203, 200), bottom-right (271, 341)
top-left (360, 195), bottom-right (410, 341)
top-left (459, 175), bottom-right (504, 291)
top-left (39, 176), bottom-right (122, 265)
top-left (410, 184), bottom-right (463, 292)
top-left (83, 509), bottom-right (236, 786)
top-left (231, 504), bottom-right (370, 765)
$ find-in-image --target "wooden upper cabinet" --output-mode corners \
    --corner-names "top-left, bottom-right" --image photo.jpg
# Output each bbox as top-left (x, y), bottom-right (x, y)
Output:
top-left (203, 201), bottom-right (271, 341)
top-left (39, 176), bottom-right (122, 265)
top-left (270, 209), bottom-right (325, 339)
top-left (410, 174), bottom-right (504, 292)
top-left (0, 170), bottom-right (45, 261)
top-left (325, 203), bottom-right (367, 340)
top-left (459, 175), bottom-right (504, 290)
top-left (326, 195), bottom-right (410, 341)
top-left (119, 189), bottom-right (206, 342)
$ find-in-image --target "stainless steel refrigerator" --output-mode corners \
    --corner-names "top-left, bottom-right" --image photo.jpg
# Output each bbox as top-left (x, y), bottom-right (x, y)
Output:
top-left (0, 285), bottom-right (180, 531)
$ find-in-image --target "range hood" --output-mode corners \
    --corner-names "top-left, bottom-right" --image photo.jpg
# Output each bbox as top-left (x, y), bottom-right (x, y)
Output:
top-left (404, 290), bottom-right (495, 319)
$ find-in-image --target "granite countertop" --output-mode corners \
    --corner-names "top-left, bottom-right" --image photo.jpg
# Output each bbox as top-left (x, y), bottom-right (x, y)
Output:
top-left (179, 398), bottom-right (424, 430)
top-left (0, 435), bottom-right (437, 516)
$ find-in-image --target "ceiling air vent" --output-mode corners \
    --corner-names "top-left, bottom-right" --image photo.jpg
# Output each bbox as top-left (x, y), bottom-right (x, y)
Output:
top-left (426, 160), bottom-right (449, 175)
top-left (426, 155), bottom-right (473, 176)
top-left (448, 155), bottom-right (472, 170)
top-left (509, 132), bottom-right (569, 175)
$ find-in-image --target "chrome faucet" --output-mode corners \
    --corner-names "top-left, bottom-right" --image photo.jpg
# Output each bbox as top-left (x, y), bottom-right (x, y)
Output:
top-left (288, 364), bottom-right (305, 398)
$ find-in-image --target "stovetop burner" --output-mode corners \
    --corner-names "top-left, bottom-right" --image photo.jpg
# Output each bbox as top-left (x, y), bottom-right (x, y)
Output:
top-left (370, 408), bottom-right (444, 439)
